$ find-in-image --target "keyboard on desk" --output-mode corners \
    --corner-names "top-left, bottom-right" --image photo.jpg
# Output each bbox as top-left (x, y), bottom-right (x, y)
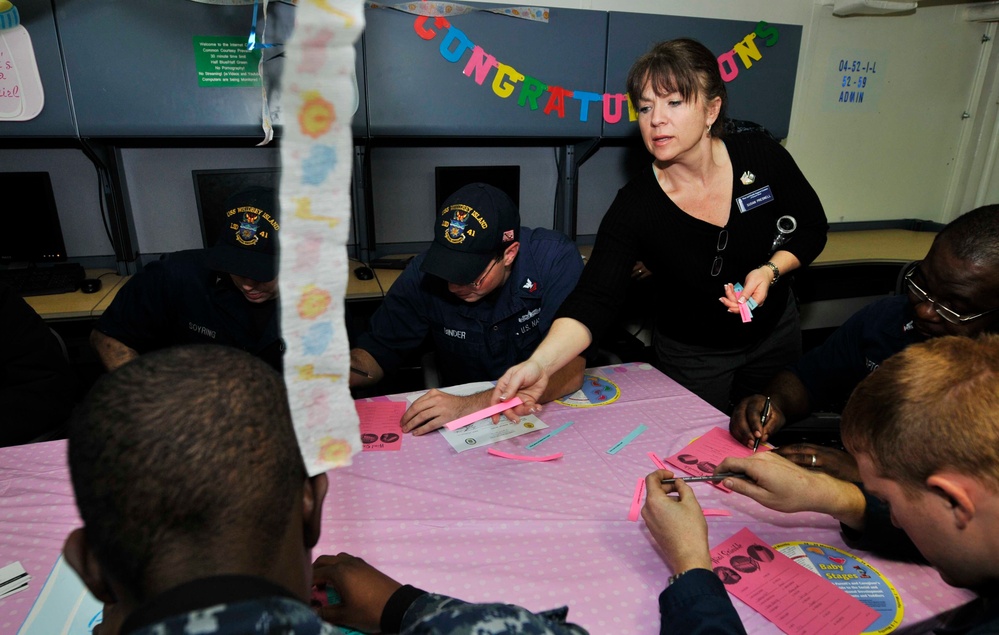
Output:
top-left (369, 256), bottom-right (414, 270)
top-left (0, 263), bottom-right (86, 296)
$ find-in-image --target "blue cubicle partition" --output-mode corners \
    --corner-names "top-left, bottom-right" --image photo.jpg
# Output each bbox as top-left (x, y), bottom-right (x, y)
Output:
top-left (2, 3), bottom-right (798, 142)
top-left (363, 6), bottom-right (607, 138)
top-left (51, 0), bottom-right (366, 139)
top-left (0, 0), bottom-right (76, 137)
top-left (54, 0), bottom-right (275, 138)
top-left (603, 13), bottom-right (802, 141)
top-left (353, 33), bottom-right (368, 139)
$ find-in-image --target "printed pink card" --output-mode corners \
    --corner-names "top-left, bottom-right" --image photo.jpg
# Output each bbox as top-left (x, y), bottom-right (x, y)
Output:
top-left (355, 401), bottom-right (405, 451)
top-left (665, 427), bottom-right (768, 491)
top-left (710, 528), bottom-right (879, 635)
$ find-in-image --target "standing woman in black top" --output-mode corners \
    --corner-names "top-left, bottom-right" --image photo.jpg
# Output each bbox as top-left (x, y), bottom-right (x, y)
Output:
top-left (494, 38), bottom-right (828, 414)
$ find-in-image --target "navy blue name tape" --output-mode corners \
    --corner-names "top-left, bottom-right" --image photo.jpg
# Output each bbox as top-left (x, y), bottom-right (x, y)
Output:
top-left (736, 185), bottom-right (774, 213)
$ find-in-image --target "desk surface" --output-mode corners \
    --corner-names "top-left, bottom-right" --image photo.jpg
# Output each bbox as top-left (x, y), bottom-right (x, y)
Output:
top-left (23, 269), bottom-right (128, 321)
top-left (345, 256), bottom-right (413, 301)
top-left (1, 364), bottom-right (971, 635)
top-left (347, 229), bottom-right (937, 301)
top-left (346, 259), bottom-right (386, 300)
top-left (814, 229), bottom-right (935, 265)
top-left (29, 231), bottom-right (933, 310)
top-left (579, 229), bottom-right (936, 268)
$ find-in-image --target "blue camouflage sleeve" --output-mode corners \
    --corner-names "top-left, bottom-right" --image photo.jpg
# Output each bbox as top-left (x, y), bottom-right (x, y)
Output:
top-left (400, 593), bottom-right (589, 635)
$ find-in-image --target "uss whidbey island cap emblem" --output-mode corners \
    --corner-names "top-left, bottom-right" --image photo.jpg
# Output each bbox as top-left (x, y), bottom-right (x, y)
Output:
top-left (421, 183), bottom-right (521, 285)
top-left (207, 186), bottom-right (280, 282)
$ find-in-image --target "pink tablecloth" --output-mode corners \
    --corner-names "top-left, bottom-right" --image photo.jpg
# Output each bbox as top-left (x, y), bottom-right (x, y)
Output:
top-left (0, 363), bottom-right (974, 634)
top-left (0, 439), bottom-right (80, 633)
top-left (322, 363), bottom-right (974, 634)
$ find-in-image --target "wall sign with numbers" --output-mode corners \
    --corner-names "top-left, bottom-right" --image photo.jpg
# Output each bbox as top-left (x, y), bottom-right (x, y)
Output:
top-left (838, 57), bottom-right (876, 103)
top-left (825, 50), bottom-right (885, 112)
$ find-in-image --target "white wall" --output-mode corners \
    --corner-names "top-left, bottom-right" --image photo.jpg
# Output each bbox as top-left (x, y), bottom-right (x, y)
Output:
top-left (786, 4), bottom-right (992, 224)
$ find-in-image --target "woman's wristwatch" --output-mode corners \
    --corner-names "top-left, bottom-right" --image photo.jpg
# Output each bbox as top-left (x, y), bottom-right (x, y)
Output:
top-left (760, 261), bottom-right (780, 285)
top-left (668, 568), bottom-right (696, 585)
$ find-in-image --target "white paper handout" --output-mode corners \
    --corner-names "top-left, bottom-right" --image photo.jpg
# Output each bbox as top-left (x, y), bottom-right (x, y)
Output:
top-left (0, 560), bottom-right (29, 600)
top-left (406, 381), bottom-right (548, 453)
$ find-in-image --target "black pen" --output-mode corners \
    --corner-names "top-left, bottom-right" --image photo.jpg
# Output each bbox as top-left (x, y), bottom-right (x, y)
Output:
top-left (753, 396), bottom-right (772, 453)
top-left (350, 366), bottom-right (372, 378)
top-left (661, 473), bottom-right (749, 484)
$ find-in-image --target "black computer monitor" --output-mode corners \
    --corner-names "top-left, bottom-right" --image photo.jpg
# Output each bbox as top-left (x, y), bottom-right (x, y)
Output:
top-left (192, 167), bottom-right (280, 248)
top-left (434, 165), bottom-right (520, 212)
top-left (0, 172), bottom-right (68, 265)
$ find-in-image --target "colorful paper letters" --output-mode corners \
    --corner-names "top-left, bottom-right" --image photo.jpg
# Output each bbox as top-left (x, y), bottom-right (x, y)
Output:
top-left (412, 16), bottom-right (781, 124)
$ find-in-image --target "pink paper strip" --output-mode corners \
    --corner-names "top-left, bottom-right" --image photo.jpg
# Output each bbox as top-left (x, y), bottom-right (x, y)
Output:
top-left (444, 397), bottom-right (523, 431)
top-left (710, 528), bottom-right (879, 634)
top-left (627, 477), bottom-right (645, 522)
top-left (734, 287), bottom-right (753, 323)
top-left (648, 451), bottom-right (668, 470)
top-left (487, 448), bottom-right (563, 462)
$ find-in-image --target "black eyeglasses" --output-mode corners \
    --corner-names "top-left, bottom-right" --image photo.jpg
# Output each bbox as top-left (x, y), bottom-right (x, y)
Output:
top-left (471, 258), bottom-right (500, 289)
top-left (904, 264), bottom-right (999, 324)
top-left (710, 230), bottom-right (728, 277)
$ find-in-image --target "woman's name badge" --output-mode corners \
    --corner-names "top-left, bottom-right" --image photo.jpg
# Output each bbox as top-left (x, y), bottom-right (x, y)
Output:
top-left (736, 185), bottom-right (774, 213)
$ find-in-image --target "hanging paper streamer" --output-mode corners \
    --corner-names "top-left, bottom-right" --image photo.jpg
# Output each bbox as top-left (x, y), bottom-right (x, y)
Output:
top-left (365, 1), bottom-right (548, 22)
top-left (247, 0), bottom-right (280, 49)
top-left (280, 0), bottom-right (365, 475)
top-left (187, 0), bottom-right (298, 5)
top-left (250, 0), bottom-right (276, 144)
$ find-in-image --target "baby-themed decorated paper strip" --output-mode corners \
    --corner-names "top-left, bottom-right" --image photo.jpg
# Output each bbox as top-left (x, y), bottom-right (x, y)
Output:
top-left (280, 0), bottom-right (365, 475)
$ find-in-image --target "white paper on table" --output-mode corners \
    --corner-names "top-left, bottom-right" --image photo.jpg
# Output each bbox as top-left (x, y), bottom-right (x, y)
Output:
top-left (406, 381), bottom-right (548, 453)
top-left (0, 561), bottom-right (29, 599)
top-left (17, 555), bottom-right (102, 635)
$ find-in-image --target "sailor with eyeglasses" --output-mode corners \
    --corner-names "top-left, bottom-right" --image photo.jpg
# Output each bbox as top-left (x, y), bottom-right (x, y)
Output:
top-left (729, 204), bottom-right (999, 480)
top-left (349, 183), bottom-right (585, 436)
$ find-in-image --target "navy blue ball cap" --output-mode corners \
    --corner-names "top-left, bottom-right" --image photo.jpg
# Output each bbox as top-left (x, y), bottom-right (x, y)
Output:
top-left (207, 187), bottom-right (280, 282)
top-left (420, 183), bottom-right (520, 285)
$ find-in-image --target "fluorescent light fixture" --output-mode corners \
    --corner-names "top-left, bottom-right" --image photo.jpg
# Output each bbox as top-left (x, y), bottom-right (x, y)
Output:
top-left (832, 0), bottom-right (917, 16)
top-left (963, 1), bottom-right (999, 21)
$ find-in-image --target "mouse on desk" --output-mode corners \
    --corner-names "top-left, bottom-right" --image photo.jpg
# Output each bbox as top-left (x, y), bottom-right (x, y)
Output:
top-left (353, 266), bottom-right (374, 281)
top-left (80, 278), bottom-right (103, 294)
